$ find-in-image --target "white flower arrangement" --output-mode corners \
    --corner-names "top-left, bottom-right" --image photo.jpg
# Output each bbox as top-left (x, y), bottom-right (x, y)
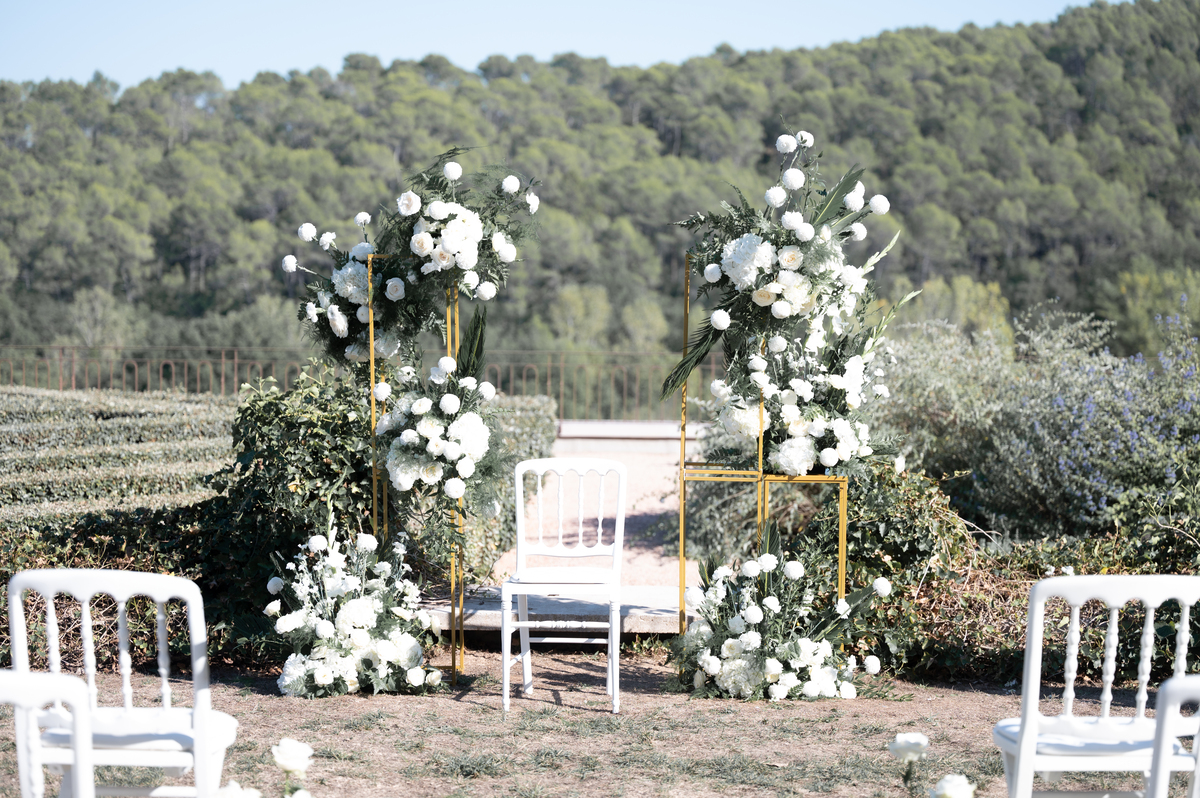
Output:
top-left (662, 127), bottom-right (914, 478)
top-left (674, 528), bottom-right (886, 702)
top-left (287, 151), bottom-right (539, 369)
top-left (269, 525), bottom-right (441, 698)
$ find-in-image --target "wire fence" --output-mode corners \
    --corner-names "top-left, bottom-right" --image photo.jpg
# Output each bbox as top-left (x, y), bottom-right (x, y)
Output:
top-left (0, 346), bottom-right (725, 421)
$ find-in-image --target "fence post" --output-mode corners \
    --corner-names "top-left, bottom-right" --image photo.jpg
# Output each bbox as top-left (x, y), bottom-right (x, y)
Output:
top-left (558, 352), bottom-right (565, 420)
top-left (71, 348), bottom-right (76, 390)
top-left (233, 350), bottom-right (238, 394)
top-left (221, 350), bottom-right (226, 396)
top-left (57, 348), bottom-right (63, 390)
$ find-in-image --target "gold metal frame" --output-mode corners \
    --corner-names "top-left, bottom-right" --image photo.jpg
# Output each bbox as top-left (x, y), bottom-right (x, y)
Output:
top-left (365, 255), bottom-right (467, 684)
top-left (676, 256), bottom-right (848, 634)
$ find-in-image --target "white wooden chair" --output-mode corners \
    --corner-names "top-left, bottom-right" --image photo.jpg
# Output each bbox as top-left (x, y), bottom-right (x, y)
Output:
top-left (8, 569), bottom-right (238, 797)
top-left (0, 670), bottom-right (95, 798)
top-left (993, 574), bottom-right (1200, 797)
top-left (501, 458), bottom-right (627, 714)
top-left (1145, 673), bottom-right (1200, 798)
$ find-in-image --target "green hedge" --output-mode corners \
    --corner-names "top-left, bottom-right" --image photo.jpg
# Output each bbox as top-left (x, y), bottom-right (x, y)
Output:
top-left (0, 387), bottom-right (237, 425)
top-left (0, 439), bottom-right (231, 477)
top-left (0, 459), bottom-right (225, 505)
top-left (0, 415), bottom-right (231, 451)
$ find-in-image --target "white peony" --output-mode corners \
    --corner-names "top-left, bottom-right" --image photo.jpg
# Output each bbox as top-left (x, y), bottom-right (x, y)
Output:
top-left (263, 600), bottom-right (281, 617)
top-left (315, 619), bottom-right (335, 638)
top-left (775, 134), bottom-right (798, 153)
top-left (297, 223), bottom-right (316, 242)
top-left (501, 175), bottom-right (520, 193)
top-left (411, 397), bottom-right (433, 415)
top-left (765, 186), bottom-right (787, 208)
top-left (769, 435), bottom-right (817, 476)
top-left (720, 233), bottom-right (775, 291)
top-left (869, 194), bottom-right (890, 215)
top-left (782, 168), bottom-right (806, 191)
top-left (476, 281), bottom-right (497, 301)
top-left (710, 309), bottom-right (730, 330)
top-left (319, 231), bottom-right (336, 251)
top-left (443, 161), bottom-right (463, 181)
top-left (456, 458), bottom-right (476, 478)
top-left (397, 191), bottom-right (421, 215)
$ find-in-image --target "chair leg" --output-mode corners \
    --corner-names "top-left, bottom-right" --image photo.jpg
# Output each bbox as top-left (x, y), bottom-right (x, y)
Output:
top-left (610, 600), bottom-right (620, 714)
top-left (518, 594), bottom-right (533, 695)
top-left (57, 766), bottom-right (73, 798)
top-left (501, 592), bottom-right (512, 713)
top-left (1001, 751), bottom-right (1016, 797)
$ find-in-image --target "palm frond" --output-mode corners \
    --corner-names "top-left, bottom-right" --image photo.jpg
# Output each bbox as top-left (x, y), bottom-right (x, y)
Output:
top-left (661, 322), bottom-right (724, 401)
top-left (810, 165), bottom-right (865, 228)
top-left (457, 306), bottom-right (488, 379)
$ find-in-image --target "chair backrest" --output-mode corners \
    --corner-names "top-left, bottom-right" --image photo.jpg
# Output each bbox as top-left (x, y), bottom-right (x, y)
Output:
top-left (1021, 575), bottom-right (1200, 729)
top-left (8, 569), bottom-right (211, 717)
top-left (1146, 673), bottom-right (1200, 798)
top-left (514, 458), bottom-right (628, 577)
top-left (0, 670), bottom-right (95, 798)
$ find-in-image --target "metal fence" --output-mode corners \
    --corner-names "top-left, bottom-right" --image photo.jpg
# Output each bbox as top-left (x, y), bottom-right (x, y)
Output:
top-left (0, 346), bottom-right (725, 421)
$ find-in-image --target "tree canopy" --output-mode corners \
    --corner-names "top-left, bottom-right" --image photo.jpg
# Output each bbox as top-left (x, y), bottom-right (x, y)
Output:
top-left (1, 0), bottom-right (1198, 355)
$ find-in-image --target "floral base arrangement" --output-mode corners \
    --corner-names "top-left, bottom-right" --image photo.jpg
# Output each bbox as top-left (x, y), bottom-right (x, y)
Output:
top-left (266, 524), bottom-right (441, 698)
top-left (673, 527), bottom-right (889, 701)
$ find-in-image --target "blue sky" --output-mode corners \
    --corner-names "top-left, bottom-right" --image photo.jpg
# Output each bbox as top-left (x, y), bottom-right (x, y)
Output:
top-left (3, 0), bottom-right (1081, 91)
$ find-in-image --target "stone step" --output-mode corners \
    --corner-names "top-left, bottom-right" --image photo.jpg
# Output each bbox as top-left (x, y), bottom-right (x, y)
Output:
top-left (426, 585), bottom-right (694, 635)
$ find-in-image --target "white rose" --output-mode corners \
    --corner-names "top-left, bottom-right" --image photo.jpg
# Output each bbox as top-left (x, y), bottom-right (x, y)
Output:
top-left (873, 577), bottom-right (892, 597)
top-left (271, 738), bottom-right (314, 776)
top-left (411, 397), bottom-right (433, 415)
top-left (444, 478), bottom-right (466, 499)
top-left (319, 231), bottom-right (336, 251)
top-left (865, 655), bottom-right (881, 675)
top-left (397, 190), bottom-right (421, 215)
top-left (406, 666), bottom-right (426, 687)
top-left (354, 212), bottom-right (371, 228)
top-left (439, 393), bottom-right (461, 414)
top-left (263, 600), bottom-right (281, 617)
top-left (443, 161), bottom-right (463, 181)
top-left (775, 134), bottom-right (797, 153)
top-left (425, 669), bottom-right (443, 687)
top-left (410, 232), bottom-right (435, 257)
top-left (430, 246), bottom-right (454, 270)
top-left (765, 186), bottom-right (787, 208)
top-left (312, 666), bottom-right (334, 686)
top-left (703, 263), bottom-right (722, 283)
top-left (267, 577), bottom-right (284, 595)
top-left (795, 222), bottom-right (815, 242)
top-left (777, 245), bottom-right (803, 270)
top-left (751, 288), bottom-right (775, 307)
top-left (476, 281), bottom-right (497, 301)
top-left (501, 175), bottom-right (520, 193)
top-left (525, 192), bottom-right (539, 214)
top-left (281, 255), bottom-right (297, 273)
top-left (869, 194), bottom-right (890, 215)
top-left (385, 277), bottom-right (405, 301)
top-left (297, 223), bottom-right (316, 242)
top-left (710, 309), bottom-right (730, 330)
top-left (782, 168), bottom-right (806, 190)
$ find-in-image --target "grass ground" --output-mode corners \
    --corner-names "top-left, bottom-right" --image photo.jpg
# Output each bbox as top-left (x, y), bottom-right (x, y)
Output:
top-left (0, 647), bottom-right (1181, 798)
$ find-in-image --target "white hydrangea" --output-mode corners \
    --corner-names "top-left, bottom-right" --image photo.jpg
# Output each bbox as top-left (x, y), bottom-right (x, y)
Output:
top-left (332, 262), bottom-right (370, 305)
top-left (720, 233), bottom-right (775, 291)
top-left (769, 436), bottom-right (817, 476)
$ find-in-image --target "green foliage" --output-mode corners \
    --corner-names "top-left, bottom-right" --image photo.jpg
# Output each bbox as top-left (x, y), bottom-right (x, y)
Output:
top-left (872, 304), bottom-right (1200, 539)
top-left (3, 0), bottom-right (1200, 355)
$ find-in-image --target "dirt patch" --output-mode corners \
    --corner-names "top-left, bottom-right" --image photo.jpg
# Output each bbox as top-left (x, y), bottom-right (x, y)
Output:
top-left (0, 650), bottom-right (1173, 798)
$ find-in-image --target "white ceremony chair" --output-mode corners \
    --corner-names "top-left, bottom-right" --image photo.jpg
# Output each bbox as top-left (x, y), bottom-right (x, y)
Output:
top-left (501, 458), bottom-right (627, 714)
top-left (9, 569), bottom-right (239, 797)
top-left (993, 574), bottom-right (1200, 798)
top-left (0, 670), bottom-right (95, 798)
top-left (1146, 673), bottom-right (1200, 798)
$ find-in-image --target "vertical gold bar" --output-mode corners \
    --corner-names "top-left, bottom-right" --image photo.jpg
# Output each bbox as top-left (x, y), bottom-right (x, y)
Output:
top-left (838, 478), bottom-right (848, 599)
top-left (679, 256), bottom-right (690, 634)
top-left (367, 255), bottom-right (379, 539)
top-left (445, 287), bottom-right (466, 683)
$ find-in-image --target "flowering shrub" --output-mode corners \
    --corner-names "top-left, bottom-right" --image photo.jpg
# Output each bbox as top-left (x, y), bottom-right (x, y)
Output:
top-left (285, 153), bottom-right (537, 368)
top-left (672, 526), bottom-right (888, 701)
top-left (661, 129), bottom-right (911, 477)
top-left (267, 527), bottom-right (441, 698)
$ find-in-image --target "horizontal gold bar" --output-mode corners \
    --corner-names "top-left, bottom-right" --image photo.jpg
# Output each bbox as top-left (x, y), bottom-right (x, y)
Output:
top-left (762, 475), bottom-right (848, 484)
top-left (682, 475), bottom-right (761, 483)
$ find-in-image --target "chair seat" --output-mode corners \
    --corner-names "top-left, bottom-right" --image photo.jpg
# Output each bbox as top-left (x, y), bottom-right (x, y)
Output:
top-left (40, 707), bottom-right (238, 752)
top-left (993, 716), bottom-right (1187, 758)
top-left (508, 567), bottom-right (618, 585)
